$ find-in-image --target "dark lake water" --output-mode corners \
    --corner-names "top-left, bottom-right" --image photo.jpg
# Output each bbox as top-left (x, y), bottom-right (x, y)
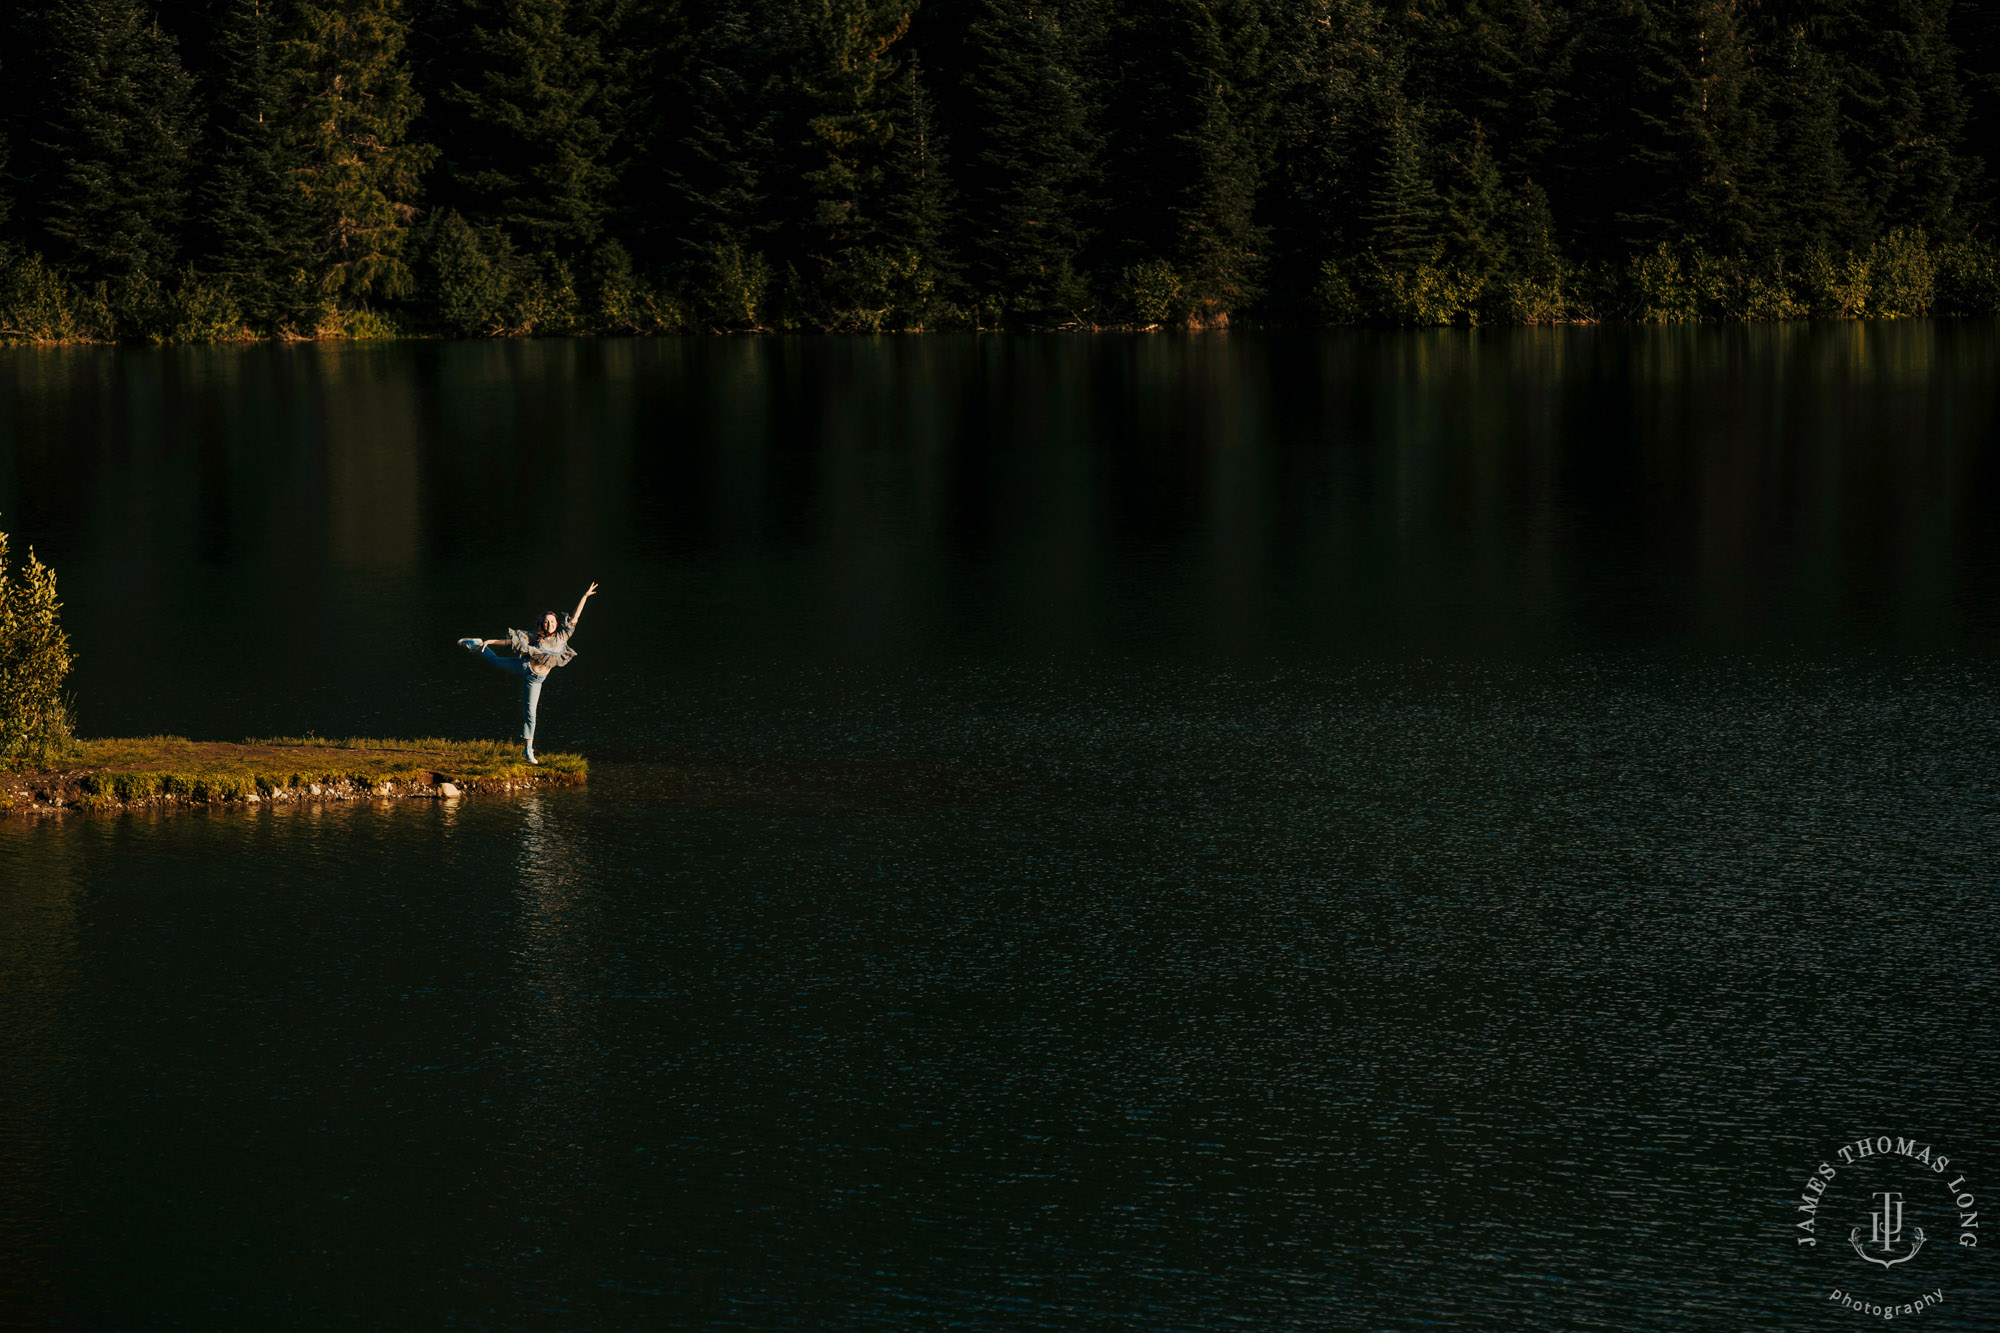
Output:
top-left (3, 328), bottom-right (1999, 1329)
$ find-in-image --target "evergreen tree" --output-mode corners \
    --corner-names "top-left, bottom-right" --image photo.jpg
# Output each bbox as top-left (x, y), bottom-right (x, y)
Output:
top-left (441, 0), bottom-right (625, 256)
top-left (1262, 0), bottom-right (1399, 309)
top-left (877, 54), bottom-right (957, 285)
top-left (0, 118), bottom-right (10, 248)
top-left (956, 0), bottom-right (1098, 321)
top-left (1440, 125), bottom-right (1509, 278)
top-left (1834, 0), bottom-right (1970, 235)
top-left (282, 0), bottom-right (438, 305)
top-left (649, 0), bottom-right (788, 268)
top-left (1762, 15), bottom-right (1859, 253)
top-left (1616, 0), bottom-right (1773, 255)
top-left (1363, 101), bottom-right (1440, 267)
top-left (1954, 0), bottom-right (2000, 226)
top-left (194, 0), bottom-right (309, 320)
top-left (1098, 0), bottom-right (1268, 321)
top-left (34, 0), bottom-right (198, 280)
top-left (795, 0), bottom-right (908, 253)
top-left (1413, 0), bottom-right (1559, 176)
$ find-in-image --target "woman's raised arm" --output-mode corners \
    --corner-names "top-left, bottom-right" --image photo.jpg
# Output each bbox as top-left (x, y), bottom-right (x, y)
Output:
top-left (571, 581), bottom-right (599, 626)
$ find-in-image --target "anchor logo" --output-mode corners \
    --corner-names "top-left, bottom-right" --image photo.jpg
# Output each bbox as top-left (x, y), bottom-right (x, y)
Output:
top-left (1849, 1191), bottom-right (1926, 1268)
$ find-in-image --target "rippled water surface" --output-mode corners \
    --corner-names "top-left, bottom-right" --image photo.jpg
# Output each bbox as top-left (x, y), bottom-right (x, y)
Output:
top-left (3, 329), bottom-right (1999, 1329)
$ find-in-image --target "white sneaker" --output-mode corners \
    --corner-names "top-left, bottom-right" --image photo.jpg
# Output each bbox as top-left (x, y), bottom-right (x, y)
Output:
top-left (460, 637), bottom-right (481, 651)
top-left (523, 746), bottom-right (538, 765)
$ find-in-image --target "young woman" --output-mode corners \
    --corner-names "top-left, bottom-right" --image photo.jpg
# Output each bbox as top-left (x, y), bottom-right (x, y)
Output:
top-left (461, 582), bottom-right (597, 764)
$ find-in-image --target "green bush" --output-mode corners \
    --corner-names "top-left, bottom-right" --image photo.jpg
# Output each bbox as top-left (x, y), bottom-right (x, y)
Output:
top-left (162, 269), bottom-right (249, 342)
top-left (808, 246), bottom-right (949, 332)
top-left (428, 211), bottom-right (517, 336)
top-left (1744, 269), bottom-right (1805, 321)
top-left (1313, 260), bottom-right (1362, 323)
top-left (1495, 274), bottom-right (1572, 324)
top-left (1802, 243), bottom-right (1872, 318)
top-left (508, 256), bottom-right (582, 335)
top-left (1868, 228), bottom-right (1936, 317)
top-left (0, 255), bottom-right (96, 342)
top-left (1369, 247), bottom-right (1483, 325)
top-left (1936, 239), bottom-right (2000, 315)
top-left (1121, 259), bottom-right (1184, 327)
top-left (0, 521), bottom-right (76, 766)
top-left (1630, 243), bottom-right (1738, 321)
top-left (693, 241), bottom-right (772, 331)
top-left (591, 241), bottom-right (687, 333)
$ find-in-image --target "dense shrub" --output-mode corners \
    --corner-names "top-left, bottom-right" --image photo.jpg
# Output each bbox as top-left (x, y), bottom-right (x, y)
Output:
top-left (5, 229), bottom-right (1998, 340)
top-left (0, 523), bottom-right (75, 766)
top-left (1121, 260), bottom-right (1184, 327)
top-left (692, 242), bottom-right (772, 331)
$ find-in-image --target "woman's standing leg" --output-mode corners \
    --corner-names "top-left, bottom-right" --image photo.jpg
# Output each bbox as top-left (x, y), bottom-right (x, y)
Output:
top-left (470, 647), bottom-right (539, 757)
top-left (521, 672), bottom-right (545, 761)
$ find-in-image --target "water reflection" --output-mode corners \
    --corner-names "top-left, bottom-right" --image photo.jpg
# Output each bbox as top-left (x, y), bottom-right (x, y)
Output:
top-left (506, 794), bottom-right (605, 1271)
top-left (2, 328), bottom-right (1994, 731)
top-left (0, 825), bottom-right (84, 1325)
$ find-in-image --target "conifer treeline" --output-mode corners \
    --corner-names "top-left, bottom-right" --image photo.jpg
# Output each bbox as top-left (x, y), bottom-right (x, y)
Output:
top-left (1, 0), bottom-right (1998, 338)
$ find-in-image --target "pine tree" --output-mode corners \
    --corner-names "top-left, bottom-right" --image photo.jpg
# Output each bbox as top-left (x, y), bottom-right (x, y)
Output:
top-left (1762, 17), bottom-right (1859, 253)
top-left (1412, 0), bottom-right (1559, 175)
top-left (1603, 0), bottom-right (1773, 255)
top-left (956, 0), bottom-right (1098, 321)
top-left (1834, 0), bottom-right (1970, 235)
top-left (1440, 125), bottom-right (1509, 279)
top-left (194, 0), bottom-right (310, 321)
top-left (1545, 0), bottom-right (1770, 258)
top-left (877, 54), bottom-right (957, 284)
top-left (441, 0), bottom-right (625, 256)
top-left (35, 0), bottom-right (198, 281)
top-left (795, 0), bottom-right (908, 255)
top-left (1261, 0), bottom-right (1401, 310)
top-left (648, 0), bottom-right (788, 267)
top-left (1364, 102), bottom-right (1440, 268)
top-left (282, 0), bottom-right (438, 305)
top-left (1098, 0), bottom-right (1268, 322)
top-left (1955, 0), bottom-right (2000, 226)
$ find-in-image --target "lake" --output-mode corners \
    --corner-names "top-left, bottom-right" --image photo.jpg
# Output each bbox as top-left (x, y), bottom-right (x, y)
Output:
top-left (3, 328), bottom-right (1998, 1329)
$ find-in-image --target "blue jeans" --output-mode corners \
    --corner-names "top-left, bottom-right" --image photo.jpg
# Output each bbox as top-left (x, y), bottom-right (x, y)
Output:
top-left (480, 647), bottom-right (546, 745)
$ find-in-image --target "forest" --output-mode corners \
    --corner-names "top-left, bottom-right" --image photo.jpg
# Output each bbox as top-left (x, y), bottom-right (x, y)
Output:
top-left (1, 0), bottom-right (1997, 338)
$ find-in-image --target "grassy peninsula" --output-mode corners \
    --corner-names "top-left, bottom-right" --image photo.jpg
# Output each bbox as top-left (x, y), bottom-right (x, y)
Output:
top-left (3, 525), bottom-right (582, 816)
top-left (2, 736), bottom-right (586, 816)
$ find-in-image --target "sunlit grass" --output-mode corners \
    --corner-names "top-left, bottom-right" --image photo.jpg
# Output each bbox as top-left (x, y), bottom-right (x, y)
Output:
top-left (14, 736), bottom-right (585, 808)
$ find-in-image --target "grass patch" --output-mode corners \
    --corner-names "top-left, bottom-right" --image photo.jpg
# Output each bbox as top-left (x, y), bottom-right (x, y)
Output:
top-left (24, 735), bottom-right (584, 800)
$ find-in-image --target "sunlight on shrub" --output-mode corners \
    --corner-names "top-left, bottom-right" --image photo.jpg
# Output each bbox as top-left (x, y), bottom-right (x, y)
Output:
top-left (1121, 260), bottom-right (1184, 327)
top-left (696, 242), bottom-right (772, 331)
top-left (0, 521), bottom-right (76, 766)
top-left (1370, 248), bottom-right (1482, 325)
top-left (1867, 229), bottom-right (1936, 318)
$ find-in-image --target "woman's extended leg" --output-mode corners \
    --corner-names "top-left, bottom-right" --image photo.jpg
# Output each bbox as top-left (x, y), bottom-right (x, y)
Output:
top-left (478, 645), bottom-right (529, 677)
